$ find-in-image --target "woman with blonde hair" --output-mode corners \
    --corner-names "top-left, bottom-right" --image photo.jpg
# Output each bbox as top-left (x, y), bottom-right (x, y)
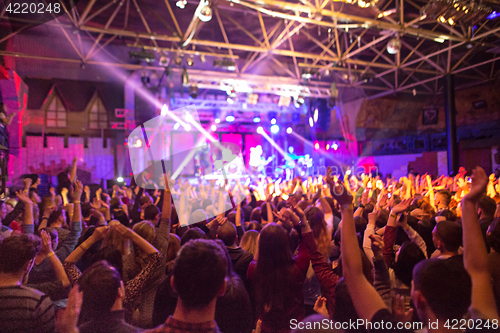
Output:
top-left (240, 229), bottom-right (259, 259)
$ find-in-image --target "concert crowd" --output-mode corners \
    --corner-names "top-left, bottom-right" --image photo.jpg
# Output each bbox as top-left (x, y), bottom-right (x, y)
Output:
top-left (0, 162), bottom-right (499, 333)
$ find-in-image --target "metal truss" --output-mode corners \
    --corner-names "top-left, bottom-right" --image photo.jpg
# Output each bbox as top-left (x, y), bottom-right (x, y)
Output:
top-left (1, 0), bottom-right (499, 98)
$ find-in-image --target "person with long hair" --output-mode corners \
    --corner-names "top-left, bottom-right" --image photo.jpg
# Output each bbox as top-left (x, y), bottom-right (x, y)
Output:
top-left (247, 209), bottom-right (310, 333)
top-left (240, 230), bottom-right (259, 259)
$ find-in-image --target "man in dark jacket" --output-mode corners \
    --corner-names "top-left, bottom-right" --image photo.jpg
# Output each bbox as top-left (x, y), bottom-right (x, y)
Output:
top-left (217, 222), bottom-right (253, 282)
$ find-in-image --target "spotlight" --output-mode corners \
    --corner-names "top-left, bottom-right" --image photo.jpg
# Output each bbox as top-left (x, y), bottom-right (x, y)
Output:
top-left (288, 146), bottom-right (294, 154)
top-left (211, 125), bottom-right (217, 131)
top-left (257, 126), bottom-right (264, 134)
top-left (135, 139), bottom-right (142, 148)
top-left (161, 104), bottom-right (169, 116)
top-left (185, 112), bottom-right (194, 123)
top-left (314, 142), bottom-right (319, 150)
top-left (226, 115), bottom-right (235, 122)
top-left (286, 127), bottom-right (292, 134)
top-left (326, 144), bottom-right (330, 150)
top-left (117, 177), bottom-right (124, 183)
top-left (271, 118), bottom-right (277, 125)
top-left (184, 124), bottom-right (192, 131)
top-left (333, 143), bottom-right (339, 150)
top-left (215, 118), bottom-right (221, 123)
top-left (270, 125), bottom-right (280, 134)
top-left (176, 0), bottom-right (187, 8)
top-left (214, 59), bottom-right (236, 71)
top-left (387, 38), bottom-right (401, 54)
top-left (173, 122), bottom-right (180, 130)
top-left (188, 85), bottom-right (199, 99)
top-left (294, 95), bottom-right (305, 108)
top-left (253, 117), bottom-right (261, 123)
top-left (313, 108), bottom-right (318, 122)
top-left (227, 96), bottom-right (235, 104)
top-left (198, 0), bottom-right (212, 22)
top-left (186, 57), bottom-right (194, 66)
top-left (488, 11), bottom-right (500, 20)
top-left (309, 117), bottom-right (314, 127)
top-left (175, 57), bottom-right (183, 66)
top-left (159, 56), bottom-right (169, 66)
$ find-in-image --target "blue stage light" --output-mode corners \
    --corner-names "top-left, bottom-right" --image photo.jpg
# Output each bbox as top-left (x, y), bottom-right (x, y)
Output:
top-left (270, 124), bottom-right (279, 134)
top-left (226, 115), bottom-right (235, 122)
top-left (253, 117), bottom-right (261, 123)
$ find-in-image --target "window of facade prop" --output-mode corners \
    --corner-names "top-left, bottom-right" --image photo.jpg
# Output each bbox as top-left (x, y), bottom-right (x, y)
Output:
top-left (89, 96), bottom-right (108, 129)
top-left (45, 92), bottom-right (67, 128)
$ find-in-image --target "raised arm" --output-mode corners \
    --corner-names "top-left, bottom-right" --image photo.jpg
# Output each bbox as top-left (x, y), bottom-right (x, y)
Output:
top-left (16, 191), bottom-right (33, 234)
top-left (69, 157), bottom-right (77, 183)
top-left (327, 170), bottom-right (386, 323)
top-left (461, 167), bottom-right (500, 321)
top-left (40, 231), bottom-right (70, 289)
top-left (55, 182), bottom-right (83, 261)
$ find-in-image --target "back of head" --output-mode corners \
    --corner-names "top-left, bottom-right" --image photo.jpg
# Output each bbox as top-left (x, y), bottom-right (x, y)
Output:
top-left (247, 222), bottom-right (262, 232)
top-left (79, 261), bottom-right (121, 320)
top-left (173, 239), bottom-right (227, 309)
top-left (81, 203), bottom-right (92, 219)
top-left (132, 221), bottom-right (156, 244)
top-left (240, 230), bottom-right (259, 257)
top-left (93, 246), bottom-right (124, 278)
top-left (180, 227), bottom-right (205, 246)
top-left (487, 218), bottom-right (500, 253)
top-left (305, 206), bottom-right (330, 258)
top-left (202, 199), bottom-right (213, 210)
top-left (437, 190), bottom-right (452, 207)
top-left (250, 207), bottom-right (261, 223)
top-left (435, 221), bottom-right (462, 253)
top-left (144, 205), bottom-right (160, 221)
top-left (0, 235), bottom-right (41, 273)
top-left (477, 195), bottom-right (496, 218)
top-left (413, 259), bottom-right (471, 320)
top-left (243, 205), bottom-right (253, 222)
top-left (166, 233), bottom-right (181, 262)
top-left (189, 209), bottom-right (208, 226)
top-left (48, 207), bottom-right (64, 226)
top-left (217, 222), bottom-right (237, 247)
top-left (392, 241), bottom-right (426, 286)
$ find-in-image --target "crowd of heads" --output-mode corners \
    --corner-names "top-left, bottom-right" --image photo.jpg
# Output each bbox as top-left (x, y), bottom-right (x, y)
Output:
top-left (0, 164), bottom-right (499, 333)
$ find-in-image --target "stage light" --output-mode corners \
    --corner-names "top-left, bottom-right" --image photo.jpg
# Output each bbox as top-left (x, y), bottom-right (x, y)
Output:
top-left (184, 124), bottom-right (192, 131)
top-left (488, 11), bottom-right (500, 20)
top-left (257, 126), bottom-right (264, 134)
top-left (211, 125), bottom-right (217, 131)
top-left (135, 139), bottom-right (142, 148)
top-left (309, 117), bottom-right (314, 127)
top-left (176, 0), bottom-right (187, 8)
top-left (313, 108), bottom-right (318, 122)
top-left (326, 144), bottom-right (330, 150)
top-left (226, 115), bottom-right (235, 122)
top-left (314, 142), bottom-right (319, 150)
top-left (159, 56), bottom-right (169, 66)
top-left (286, 127), bottom-right (292, 134)
top-left (173, 122), bottom-right (180, 130)
top-left (185, 112), bottom-right (194, 123)
top-left (215, 118), bottom-right (221, 123)
top-left (161, 104), bottom-right (169, 116)
top-left (197, 0), bottom-right (212, 22)
top-left (387, 38), bottom-right (401, 54)
top-left (117, 177), bottom-right (124, 183)
top-left (271, 118), bottom-right (277, 125)
top-left (186, 57), bottom-right (194, 66)
top-left (346, 170), bottom-right (351, 175)
top-left (288, 146), bottom-right (294, 154)
top-left (271, 125), bottom-right (280, 134)
top-left (227, 96), bottom-right (235, 104)
top-left (253, 117), bottom-right (261, 123)
top-left (333, 143), bottom-right (339, 150)
top-left (188, 85), bottom-right (198, 99)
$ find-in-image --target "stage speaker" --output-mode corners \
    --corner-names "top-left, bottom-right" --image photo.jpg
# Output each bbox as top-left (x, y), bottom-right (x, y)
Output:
top-left (134, 88), bottom-right (157, 126)
top-left (310, 98), bottom-right (331, 132)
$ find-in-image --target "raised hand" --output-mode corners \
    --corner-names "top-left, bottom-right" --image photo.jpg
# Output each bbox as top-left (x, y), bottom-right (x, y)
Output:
top-left (367, 207), bottom-right (380, 225)
top-left (391, 198), bottom-right (412, 215)
top-left (464, 166), bottom-right (488, 203)
top-left (91, 226), bottom-right (110, 241)
top-left (72, 180), bottom-right (84, 202)
top-left (56, 285), bottom-right (82, 333)
top-left (113, 224), bottom-right (133, 239)
top-left (23, 177), bottom-right (32, 189)
top-left (49, 187), bottom-right (56, 197)
top-left (91, 197), bottom-right (101, 210)
top-left (40, 230), bottom-right (53, 256)
top-left (369, 234), bottom-right (384, 257)
top-left (392, 294), bottom-right (414, 324)
top-left (313, 296), bottom-right (329, 317)
top-left (330, 181), bottom-right (353, 206)
top-left (164, 171), bottom-right (175, 190)
top-left (16, 190), bottom-right (32, 204)
top-left (61, 187), bottom-right (69, 197)
top-left (325, 166), bottom-right (334, 187)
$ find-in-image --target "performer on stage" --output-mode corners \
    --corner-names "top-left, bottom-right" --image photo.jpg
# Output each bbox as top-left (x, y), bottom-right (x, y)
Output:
top-left (248, 145), bottom-right (274, 179)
